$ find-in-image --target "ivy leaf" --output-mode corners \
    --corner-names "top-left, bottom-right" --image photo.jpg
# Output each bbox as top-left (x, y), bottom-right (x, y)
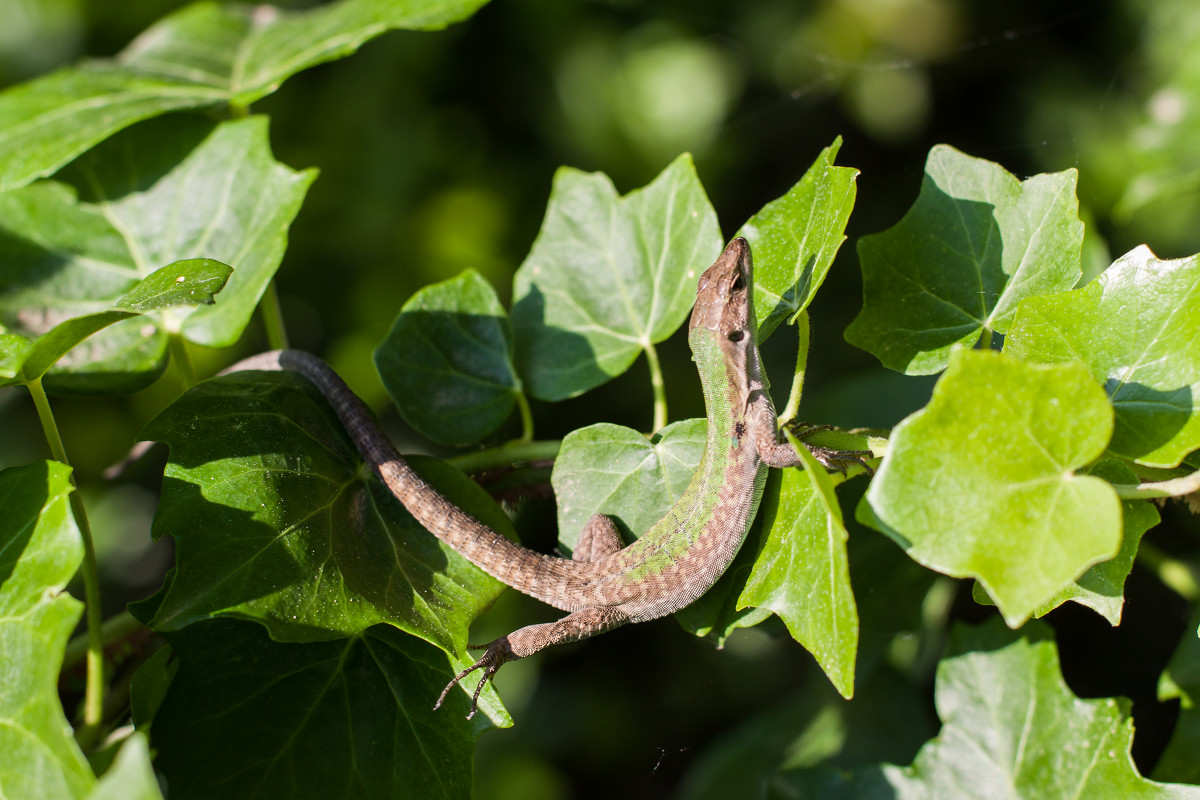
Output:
top-left (0, 462), bottom-right (92, 800)
top-left (1005, 246), bottom-right (1200, 468)
top-left (149, 619), bottom-right (503, 800)
top-left (551, 419), bottom-right (772, 641)
top-left (871, 619), bottom-right (1200, 799)
top-left (0, 115), bottom-right (312, 393)
top-left (141, 370), bottom-right (510, 657)
top-left (375, 269), bottom-right (521, 447)
top-left (864, 348), bottom-right (1121, 626)
top-left (511, 154), bottom-right (721, 400)
top-left (552, 419), bottom-right (707, 553)
top-left (1, 259), bottom-right (232, 388)
top-left (87, 734), bottom-right (162, 800)
top-left (846, 145), bottom-right (1083, 375)
top-left (737, 442), bottom-right (858, 699)
top-left (1033, 460), bottom-right (1159, 624)
top-left (0, 0), bottom-right (490, 189)
top-left (737, 137), bottom-right (858, 341)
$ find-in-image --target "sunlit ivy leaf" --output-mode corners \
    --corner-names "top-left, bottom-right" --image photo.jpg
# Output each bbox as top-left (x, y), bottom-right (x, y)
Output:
top-left (150, 619), bottom-right (503, 800)
top-left (115, 258), bottom-right (233, 312)
top-left (846, 145), bottom-right (1083, 375)
top-left (141, 370), bottom-right (510, 656)
top-left (552, 419), bottom-right (706, 552)
top-left (737, 442), bottom-right (858, 698)
top-left (0, 462), bottom-right (92, 800)
top-left (870, 620), bottom-right (1200, 799)
top-left (865, 348), bottom-right (1121, 626)
top-left (87, 734), bottom-right (162, 800)
top-left (1033, 460), bottom-right (1159, 624)
top-left (0, 0), bottom-right (490, 189)
top-left (1005, 245), bottom-right (1200, 468)
top-left (0, 115), bottom-right (312, 392)
top-left (1155, 605), bottom-right (1200, 784)
top-left (0, 259), bottom-right (232, 389)
top-left (376, 269), bottom-right (521, 446)
top-left (511, 154), bottom-right (721, 400)
top-left (737, 137), bottom-right (858, 341)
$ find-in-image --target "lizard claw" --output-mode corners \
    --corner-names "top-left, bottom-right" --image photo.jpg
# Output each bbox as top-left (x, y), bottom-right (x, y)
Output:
top-left (787, 421), bottom-right (875, 476)
top-left (434, 637), bottom-right (514, 720)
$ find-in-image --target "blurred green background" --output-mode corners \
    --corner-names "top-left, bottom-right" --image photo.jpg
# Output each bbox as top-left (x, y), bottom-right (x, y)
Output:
top-left (3, 0), bottom-right (1200, 796)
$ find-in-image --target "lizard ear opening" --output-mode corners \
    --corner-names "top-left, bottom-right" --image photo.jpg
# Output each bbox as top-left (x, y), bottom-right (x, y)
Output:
top-left (727, 330), bottom-right (745, 342)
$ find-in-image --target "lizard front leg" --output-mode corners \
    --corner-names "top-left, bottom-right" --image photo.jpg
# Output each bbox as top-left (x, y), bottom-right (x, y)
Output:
top-left (435, 605), bottom-right (629, 718)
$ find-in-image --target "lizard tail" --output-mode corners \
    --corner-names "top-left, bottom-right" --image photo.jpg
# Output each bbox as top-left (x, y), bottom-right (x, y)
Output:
top-left (220, 350), bottom-right (590, 610)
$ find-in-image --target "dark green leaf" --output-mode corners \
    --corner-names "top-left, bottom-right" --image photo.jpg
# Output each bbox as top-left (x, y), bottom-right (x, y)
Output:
top-left (738, 137), bottom-right (858, 341)
top-left (0, 462), bottom-right (92, 799)
top-left (511, 154), bottom-right (721, 400)
top-left (0, 0), bottom-right (490, 189)
top-left (677, 667), bottom-right (935, 800)
top-left (846, 145), bottom-right (1083, 375)
top-left (552, 419), bottom-right (706, 552)
top-left (738, 442), bottom-right (858, 698)
top-left (375, 269), bottom-right (520, 446)
top-left (1005, 245), bottom-right (1200, 468)
top-left (865, 348), bottom-right (1121, 626)
top-left (151, 619), bottom-right (502, 800)
top-left (142, 370), bottom-right (509, 656)
top-left (1155, 606), bottom-right (1200, 784)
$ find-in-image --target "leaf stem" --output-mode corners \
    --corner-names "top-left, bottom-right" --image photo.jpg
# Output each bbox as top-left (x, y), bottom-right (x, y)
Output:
top-left (644, 342), bottom-right (668, 433)
top-left (168, 334), bottom-right (197, 388)
top-left (27, 378), bottom-right (105, 749)
top-left (1136, 540), bottom-right (1200, 601)
top-left (780, 310), bottom-right (810, 424)
top-left (1110, 468), bottom-right (1200, 500)
top-left (63, 610), bottom-right (143, 670)
top-left (514, 392), bottom-right (534, 443)
top-left (260, 278), bottom-right (290, 350)
top-left (447, 439), bottom-right (561, 474)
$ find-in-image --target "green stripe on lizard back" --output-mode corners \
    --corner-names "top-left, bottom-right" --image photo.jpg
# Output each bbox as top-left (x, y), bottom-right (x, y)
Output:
top-left (615, 328), bottom-right (764, 601)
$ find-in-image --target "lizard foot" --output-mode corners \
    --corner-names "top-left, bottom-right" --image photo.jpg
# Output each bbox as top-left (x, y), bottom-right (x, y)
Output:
top-left (786, 421), bottom-right (875, 476)
top-left (434, 637), bottom-right (515, 720)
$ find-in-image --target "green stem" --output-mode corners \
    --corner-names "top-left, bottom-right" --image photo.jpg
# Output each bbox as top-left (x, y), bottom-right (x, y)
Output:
top-left (168, 334), bottom-right (197, 388)
top-left (28, 378), bottom-right (105, 749)
top-left (1111, 468), bottom-right (1200, 500)
top-left (447, 439), bottom-right (561, 475)
top-left (780, 310), bottom-right (810, 424)
top-left (259, 278), bottom-right (290, 351)
top-left (63, 610), bottom-right (143, 671)
top-left (1137, 540), bottom-right (1200, 601)
top-left (514, 392), bottom-right (534, 443)
top-left (644, 342), bottom-right (667, 433)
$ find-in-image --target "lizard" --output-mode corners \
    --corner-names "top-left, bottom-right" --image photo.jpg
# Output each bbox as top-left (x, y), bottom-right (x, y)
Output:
top-left (224, 237), bottom-right (867, 718)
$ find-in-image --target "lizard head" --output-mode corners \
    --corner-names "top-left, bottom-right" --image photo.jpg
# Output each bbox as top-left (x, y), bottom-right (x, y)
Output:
top-left (690, 236), bottom-right (756, 344)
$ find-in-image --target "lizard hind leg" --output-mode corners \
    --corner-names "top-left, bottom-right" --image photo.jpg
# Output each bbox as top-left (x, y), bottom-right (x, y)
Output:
top-left (435, 605), bottom-right (630, 719)
top-left (573, 513), bottom-right (625, 561)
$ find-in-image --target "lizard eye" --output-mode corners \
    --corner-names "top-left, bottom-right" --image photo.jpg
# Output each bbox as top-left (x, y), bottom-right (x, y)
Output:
top-left (730, 271), bottom-right (745, 292)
